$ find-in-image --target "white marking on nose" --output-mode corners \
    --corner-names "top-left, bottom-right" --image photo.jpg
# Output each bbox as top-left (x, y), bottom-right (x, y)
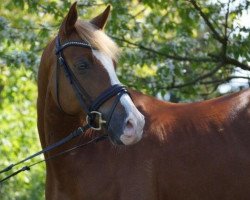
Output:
top-left (120, 94), bottom-right (145, 145)
top-left (92, 50), bottom-right (145, 145)
top-left (92, 50), bottom-right (141, 119)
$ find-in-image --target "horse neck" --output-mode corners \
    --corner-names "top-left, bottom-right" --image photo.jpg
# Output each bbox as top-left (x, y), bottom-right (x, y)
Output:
top-left (130, 90), bottom-right (171, 133)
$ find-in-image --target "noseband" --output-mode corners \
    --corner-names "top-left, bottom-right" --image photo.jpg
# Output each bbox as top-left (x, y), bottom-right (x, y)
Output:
top-left (55, 36), bottom-right (128, 130)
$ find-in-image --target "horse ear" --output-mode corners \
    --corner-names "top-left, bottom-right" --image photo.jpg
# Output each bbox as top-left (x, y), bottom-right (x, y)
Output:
top-left (90, 5), bottom-right (111, 30)
top-left (60, 2), bottom-right (78, 36)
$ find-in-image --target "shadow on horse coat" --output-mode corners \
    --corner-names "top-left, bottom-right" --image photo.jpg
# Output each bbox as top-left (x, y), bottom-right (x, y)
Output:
top-left (37, 2), bottom-right (250, 200)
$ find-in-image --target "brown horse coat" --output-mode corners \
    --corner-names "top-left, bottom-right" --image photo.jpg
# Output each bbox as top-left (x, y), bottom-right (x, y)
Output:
top-left (37, 3), bottom-right (250, 200)
top-left (38, 76), bottom-right (250, 200)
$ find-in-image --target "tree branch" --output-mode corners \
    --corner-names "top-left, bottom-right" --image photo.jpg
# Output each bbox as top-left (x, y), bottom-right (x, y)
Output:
top-left (110, 36), bottom-right (217, 63)
top-left (153, 75), bottom-right (250, 91)
top-left (133, 8), bottom-right (146, 18)
top-left (225, 57), bottom-right (250, 71)
top-left (200, 76), bottom-right (250, 85)
top-left (112, 36), bottom-right (250, 71)
top-left (188, 0), bottom-right (225, 44)
top-left (77, 3), bottom-right (106, 7)
top-left (167, 63), bottom-right (224, 89)
top-left (224, 0), bottom-right (231, 38)
top-left (222, 0), bottom-right (231, 57)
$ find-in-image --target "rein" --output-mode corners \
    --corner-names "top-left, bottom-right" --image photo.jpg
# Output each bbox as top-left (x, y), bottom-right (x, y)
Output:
top-left (0, 125), bottom-right (107, 184)
top-left (0, 35), bottom-right (129, 183)
top-left (0, 125), bottom-right (91, 183)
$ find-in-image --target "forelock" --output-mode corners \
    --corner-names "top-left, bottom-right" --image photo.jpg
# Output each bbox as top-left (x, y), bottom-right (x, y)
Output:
top-left (75, 20), bottom-right (120, 61)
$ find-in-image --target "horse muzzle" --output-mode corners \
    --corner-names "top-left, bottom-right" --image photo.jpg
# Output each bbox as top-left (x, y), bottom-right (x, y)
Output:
top-left (106, 94), bottom-right (145, 145)
top-left (120, 112), bottom-right (145, 145)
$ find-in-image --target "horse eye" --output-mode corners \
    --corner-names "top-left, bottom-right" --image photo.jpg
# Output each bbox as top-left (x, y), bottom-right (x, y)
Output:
top-left (77, 62), bottom-right (89, 70)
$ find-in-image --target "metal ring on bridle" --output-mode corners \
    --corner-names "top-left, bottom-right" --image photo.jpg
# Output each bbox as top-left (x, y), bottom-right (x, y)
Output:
top-left (86, 111), bottom-right (107, 131)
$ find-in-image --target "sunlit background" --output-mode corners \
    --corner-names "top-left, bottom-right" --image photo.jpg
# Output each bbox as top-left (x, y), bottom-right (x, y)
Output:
top-left (0, 0), bottom-right (249, 199)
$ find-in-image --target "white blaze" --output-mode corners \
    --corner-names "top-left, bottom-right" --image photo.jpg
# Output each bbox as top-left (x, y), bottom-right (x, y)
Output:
top-left (92, 50), bottom-right (120, 85)
top-left (92, 50), bottom-right (145, 144)
top-left (92, 50), bottom-right (132, 109)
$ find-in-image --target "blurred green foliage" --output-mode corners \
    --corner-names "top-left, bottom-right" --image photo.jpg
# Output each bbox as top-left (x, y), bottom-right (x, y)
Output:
top-left (0, 0), bottom-right (249, 199)
top-left (0, 67), bottom-right (44, 199)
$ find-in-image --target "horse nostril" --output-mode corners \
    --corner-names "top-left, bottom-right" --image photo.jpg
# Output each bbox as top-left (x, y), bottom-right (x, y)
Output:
top-left (124, 118), bottom-right (136, 136)
top-left (126, 119), bottom-right (133, 129)
top-left (120, 114), bottom-right (144, 145)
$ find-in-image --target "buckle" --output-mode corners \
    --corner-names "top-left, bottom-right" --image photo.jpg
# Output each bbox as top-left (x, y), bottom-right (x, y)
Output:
top-left (58, 56), bottom-right (65, 65)
top-left (86, 111), bottom-right (106, 131)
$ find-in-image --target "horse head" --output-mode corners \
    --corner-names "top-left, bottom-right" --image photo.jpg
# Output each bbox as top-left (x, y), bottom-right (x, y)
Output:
top-left (49, 2), bottom-right (145, 145)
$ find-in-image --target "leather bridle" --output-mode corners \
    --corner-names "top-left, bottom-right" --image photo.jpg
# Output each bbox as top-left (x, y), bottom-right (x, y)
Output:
top-left (55, 35), bottom-right (129, 131)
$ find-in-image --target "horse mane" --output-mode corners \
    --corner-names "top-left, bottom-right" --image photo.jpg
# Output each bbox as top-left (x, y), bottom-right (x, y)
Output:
top-left (75, 20), bottom-right (120, 61)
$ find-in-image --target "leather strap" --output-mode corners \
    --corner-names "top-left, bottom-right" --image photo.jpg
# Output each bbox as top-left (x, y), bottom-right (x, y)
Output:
top-left (0, 125), bottom-right (90, 175)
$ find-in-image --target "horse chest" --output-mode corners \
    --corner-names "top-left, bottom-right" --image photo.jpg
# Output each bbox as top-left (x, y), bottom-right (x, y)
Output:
top-left (47, 145), bottom-right (159, 200)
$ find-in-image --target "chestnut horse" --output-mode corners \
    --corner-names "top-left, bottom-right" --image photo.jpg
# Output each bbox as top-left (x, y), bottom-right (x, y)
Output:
top-left (38, 3), bottom-right (250, 200)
